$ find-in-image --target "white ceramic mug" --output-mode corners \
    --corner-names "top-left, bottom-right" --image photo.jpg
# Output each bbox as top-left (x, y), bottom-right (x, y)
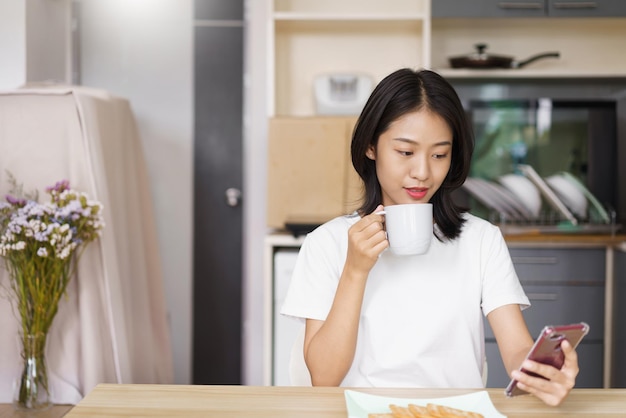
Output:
top-left (382, 203), bottom-right (433, 255)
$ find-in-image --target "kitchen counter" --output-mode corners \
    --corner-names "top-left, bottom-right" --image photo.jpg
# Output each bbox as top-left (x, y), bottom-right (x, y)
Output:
top-left (504, 233), bottom-right (626, 246)
top-left (20, 384), bottom-right (626, 417)
top-left (269, 230), bottom-right (626, 247)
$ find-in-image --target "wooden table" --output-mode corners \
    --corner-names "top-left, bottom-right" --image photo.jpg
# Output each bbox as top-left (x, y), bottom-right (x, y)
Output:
top-left (0, 404), bottom-right (72, 418)
top-left (13, 384), bottom-right (623, 417)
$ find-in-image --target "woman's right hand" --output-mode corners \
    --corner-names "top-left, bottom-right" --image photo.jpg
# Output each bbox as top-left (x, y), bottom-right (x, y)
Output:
top-left (345, 204), bottom-right (389, 276)
top-left (305, 204), bottom-right (388, 386)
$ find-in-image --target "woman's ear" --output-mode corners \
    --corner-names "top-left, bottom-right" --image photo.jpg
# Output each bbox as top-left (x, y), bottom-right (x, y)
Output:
top-left (366, 146), bottom-right (376, 160)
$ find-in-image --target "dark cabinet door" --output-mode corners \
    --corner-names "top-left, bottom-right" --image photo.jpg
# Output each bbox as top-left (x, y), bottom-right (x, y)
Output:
top-left (193, 0), bottom-right (244, 384)
top-left (548, 0), bottom-right (626, 17)
top-left (433, 0), bottom-right (547, 18)
top-left (484, 248), bottom-right (606, 388)
top-left (433, 0), bottom-right (626, 18)
top-left (194, 0), bottom-right (243, 20)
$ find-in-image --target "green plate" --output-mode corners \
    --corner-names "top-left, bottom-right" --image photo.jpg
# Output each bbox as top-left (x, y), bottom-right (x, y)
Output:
top-left (344, 389), bottom-right (506, 418)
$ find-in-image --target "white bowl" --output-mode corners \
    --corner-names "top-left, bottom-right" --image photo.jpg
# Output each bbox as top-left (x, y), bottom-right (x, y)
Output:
top-left (545, 174), bottom-right (588, 219)
top-left (498, 174), bottom-right (542, 219)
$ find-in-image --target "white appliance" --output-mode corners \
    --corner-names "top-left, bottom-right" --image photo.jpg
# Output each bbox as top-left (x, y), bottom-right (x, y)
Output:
top-left (314, 73), bottom-right (373, 115)
top-left (272, 249), bottom-right (301, 385)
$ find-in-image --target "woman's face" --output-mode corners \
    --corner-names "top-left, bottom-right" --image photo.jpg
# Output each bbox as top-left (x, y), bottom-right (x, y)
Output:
top-left (367, 109), bottom-right (453, 207)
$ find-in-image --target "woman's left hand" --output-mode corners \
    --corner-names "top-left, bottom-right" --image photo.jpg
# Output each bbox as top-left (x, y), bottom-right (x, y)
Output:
top-left (510, 339), bottom-right (579, 406)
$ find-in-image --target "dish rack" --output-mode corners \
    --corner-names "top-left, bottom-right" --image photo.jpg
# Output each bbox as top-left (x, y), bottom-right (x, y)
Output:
top-left (486, 209), bottom-right (620, 236)
top-left (462, 164), bottom-right (621, 235)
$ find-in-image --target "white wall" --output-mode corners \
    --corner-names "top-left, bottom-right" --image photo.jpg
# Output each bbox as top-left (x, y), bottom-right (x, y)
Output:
top-left (25, 0), bottom-right (71, 83)
top-left (78, 0), bottom-right (193, 384)
top-left (0, 1), bottom-right (26, 89)
top-left (0, 0), bottom-right (70, 89)
top-left (242, 0), bottom-right (269, 385)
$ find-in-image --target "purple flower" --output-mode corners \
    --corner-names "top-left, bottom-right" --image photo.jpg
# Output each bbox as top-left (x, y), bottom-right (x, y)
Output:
top-left (46, 180), bottom-right (70, 193)
top-left (5, 195), bottom-right (26, 206)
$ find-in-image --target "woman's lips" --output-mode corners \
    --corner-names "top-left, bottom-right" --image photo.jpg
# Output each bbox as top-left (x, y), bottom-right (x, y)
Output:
top-left (405, 187), bottom-right (428, 200)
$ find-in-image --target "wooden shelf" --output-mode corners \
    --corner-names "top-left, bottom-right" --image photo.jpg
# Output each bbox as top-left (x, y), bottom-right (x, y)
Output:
top-left (437, 68), bottom-right (626, 79)
top-left (430, 17), bottom-right (626, 78)
top-left (268, 0), bottom-right (431, 116)
top-left (273, 12), bottom-right (428, 21)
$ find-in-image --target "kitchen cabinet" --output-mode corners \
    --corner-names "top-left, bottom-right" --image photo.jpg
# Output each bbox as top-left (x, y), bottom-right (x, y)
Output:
top-left (431, 1), bottom-right (626, 76)
top-left (266, 0), bottom-right (626, 112)
top-left (614, 244), bottom-right (626, 387)
top-left (267, 117), bottom-right (361, 230)
top-left (431, 19), bottom-right (626, 77)
top-left (484, 247), bottom-right (606, 388)
top-left (548, 0), bottom-right (626, 17)
top-left (433, 0), bottom-right (545, 18)
top-left (433, 0), bottom-right (626, 18)
top-left (268, 0), bottom-right (431, 116)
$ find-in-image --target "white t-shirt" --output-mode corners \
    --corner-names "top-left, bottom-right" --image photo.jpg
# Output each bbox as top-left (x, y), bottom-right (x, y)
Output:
top-left (280, 212), bottom-right (530, 388)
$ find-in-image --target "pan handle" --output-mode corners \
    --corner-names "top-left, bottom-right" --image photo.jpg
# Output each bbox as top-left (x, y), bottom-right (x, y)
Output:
top-left (514, 52), bottom-right (560, 68)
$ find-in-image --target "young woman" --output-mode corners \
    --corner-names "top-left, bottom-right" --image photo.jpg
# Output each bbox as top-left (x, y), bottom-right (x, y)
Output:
top-left (280, 68), bottom-right (579, 406)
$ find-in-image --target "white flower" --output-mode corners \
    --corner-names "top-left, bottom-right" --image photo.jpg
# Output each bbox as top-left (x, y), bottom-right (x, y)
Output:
top-left (37, 247), bottom-right (48, 257)
top-left (57, 245), bottom-right (72, 260)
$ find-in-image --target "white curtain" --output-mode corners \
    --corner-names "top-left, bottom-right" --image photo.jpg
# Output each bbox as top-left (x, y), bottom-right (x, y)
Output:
top-left (0, 85), bottom-right (173, 404)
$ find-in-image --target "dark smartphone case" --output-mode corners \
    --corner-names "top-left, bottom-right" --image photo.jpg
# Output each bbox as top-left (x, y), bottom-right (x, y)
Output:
top-left (504, 322), bottom-right (590, 397)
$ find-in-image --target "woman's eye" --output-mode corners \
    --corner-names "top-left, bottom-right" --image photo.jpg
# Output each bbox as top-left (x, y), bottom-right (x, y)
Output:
top-left (397, 150), bottom-right (413, 156)
top-left (433, 153), bottom-right (448, 159)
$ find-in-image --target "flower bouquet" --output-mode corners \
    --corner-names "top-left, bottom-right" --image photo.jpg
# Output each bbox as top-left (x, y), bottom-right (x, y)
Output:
top-left (0, 176), bottom-right (104, 410)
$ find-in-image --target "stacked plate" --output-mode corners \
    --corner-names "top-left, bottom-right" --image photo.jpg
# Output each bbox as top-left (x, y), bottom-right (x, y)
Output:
top-left (516, 164), bottom-right (578, 225)
top-left (545, 173), bottom-right (588, 219)
top-left (462, 177), bottom-right (537, 222)
top-left (462, 166), bottom-right (610, 225)
top-left (497, 174), bottom-right (542, 219)
top-left (545, 171), bottom-right (610, 224)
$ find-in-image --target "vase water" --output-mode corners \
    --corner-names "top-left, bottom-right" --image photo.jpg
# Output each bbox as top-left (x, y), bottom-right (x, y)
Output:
top-left (13, 333), bottom-right (51, 411)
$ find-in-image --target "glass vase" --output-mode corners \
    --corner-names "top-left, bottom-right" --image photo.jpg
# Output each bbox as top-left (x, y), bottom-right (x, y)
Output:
top-left (13, 332), bottom-right (52, 411)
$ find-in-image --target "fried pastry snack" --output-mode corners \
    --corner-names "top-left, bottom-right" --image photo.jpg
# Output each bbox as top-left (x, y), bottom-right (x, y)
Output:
top-left (425, 402), bottom-right (484, 418)
top-left (389, 404), bottom-right (414, 418)
top-left (367, 402), bottom-right (484, 418)
top-left (408, 403), bottom-right (431, 417)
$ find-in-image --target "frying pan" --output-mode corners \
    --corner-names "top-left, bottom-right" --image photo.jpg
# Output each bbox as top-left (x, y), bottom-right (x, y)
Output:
top-left (449, 43), bottom-right (560, 69)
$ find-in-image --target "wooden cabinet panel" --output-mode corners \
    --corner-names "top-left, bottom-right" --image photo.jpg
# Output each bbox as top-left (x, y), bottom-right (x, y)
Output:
top-left (267, 117), bottom-right (360, 228)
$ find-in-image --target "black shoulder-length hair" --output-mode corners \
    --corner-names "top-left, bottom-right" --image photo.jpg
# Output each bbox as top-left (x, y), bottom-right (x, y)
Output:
top-left (351, 68), bottom-right (474, 241)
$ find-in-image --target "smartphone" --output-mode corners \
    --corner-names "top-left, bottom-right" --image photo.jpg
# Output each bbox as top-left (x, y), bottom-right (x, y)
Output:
top-left (504, 322), bottom-right (590, 397)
